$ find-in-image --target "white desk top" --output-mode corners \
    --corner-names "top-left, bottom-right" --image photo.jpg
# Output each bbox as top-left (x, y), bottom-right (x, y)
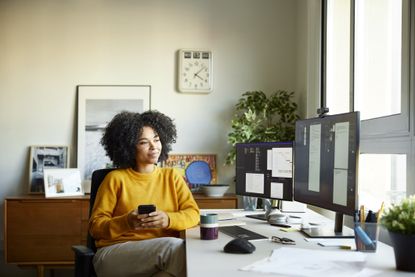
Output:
top-left (185, 209), bottom-right (405, 277)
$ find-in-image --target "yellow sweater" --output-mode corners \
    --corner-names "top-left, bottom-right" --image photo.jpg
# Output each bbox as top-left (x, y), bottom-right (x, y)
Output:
top-left (89, 167), bottom-right (200, 248)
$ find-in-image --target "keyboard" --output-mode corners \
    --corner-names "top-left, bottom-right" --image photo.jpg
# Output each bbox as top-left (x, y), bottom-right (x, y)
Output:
top-left (219, 225), bottom-right (268, 241)
top-left (218, 220), bottom-right (246, 227)
top-left (245, 213), bottom-right (267, 221)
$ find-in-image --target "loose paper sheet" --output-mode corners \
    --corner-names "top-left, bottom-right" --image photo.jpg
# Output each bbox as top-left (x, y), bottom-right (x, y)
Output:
top-left (240, 247), bottom-right (377, 277)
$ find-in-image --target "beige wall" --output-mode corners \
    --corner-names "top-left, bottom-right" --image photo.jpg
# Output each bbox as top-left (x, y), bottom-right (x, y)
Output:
top-left (0, 0), bottom-right (308, 255)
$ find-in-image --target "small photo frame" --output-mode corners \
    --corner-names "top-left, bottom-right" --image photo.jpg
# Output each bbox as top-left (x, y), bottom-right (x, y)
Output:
top-left (28, 145), bottom-right (70, 194)
top-left (43, 168), bottom-right (83, 198)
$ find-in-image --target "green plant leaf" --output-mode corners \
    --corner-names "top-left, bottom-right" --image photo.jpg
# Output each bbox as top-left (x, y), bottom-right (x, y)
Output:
top-left (381, 195), bottom-right (415, 235)
top-left (226, 90), bottom-right (300, 165)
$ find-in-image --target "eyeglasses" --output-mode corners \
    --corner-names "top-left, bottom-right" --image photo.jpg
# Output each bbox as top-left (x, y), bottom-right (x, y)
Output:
top-left (271, 236), bottom-right (296, 245)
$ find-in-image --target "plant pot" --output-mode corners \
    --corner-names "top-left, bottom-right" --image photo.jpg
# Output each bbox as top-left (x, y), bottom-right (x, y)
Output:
top-left (389, 231), bottom-right (415, 272)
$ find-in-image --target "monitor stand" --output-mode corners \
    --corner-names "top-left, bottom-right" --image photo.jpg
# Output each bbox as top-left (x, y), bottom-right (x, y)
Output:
top-left (301, 212), bottom-right (354, 238)
top-left (245, 198), bottom-right (278, 221)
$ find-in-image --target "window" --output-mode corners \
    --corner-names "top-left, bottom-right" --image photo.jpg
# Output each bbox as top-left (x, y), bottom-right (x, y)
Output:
top-left (326, 0), bottom-right (351, 115)
top-left (354, 0), bottom-right (403, 121)
top-left (322, 0), bottom-right (411, 208)
top-left (359, 154), bottom-right (406, 207)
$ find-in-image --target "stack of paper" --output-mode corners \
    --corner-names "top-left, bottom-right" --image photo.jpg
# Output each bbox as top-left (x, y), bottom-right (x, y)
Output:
top-left (240, 247), bottom-right (380, 277)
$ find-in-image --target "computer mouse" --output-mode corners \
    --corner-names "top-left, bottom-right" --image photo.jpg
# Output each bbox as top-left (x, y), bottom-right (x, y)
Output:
top-left (223, 238), bottom-right (256, 254)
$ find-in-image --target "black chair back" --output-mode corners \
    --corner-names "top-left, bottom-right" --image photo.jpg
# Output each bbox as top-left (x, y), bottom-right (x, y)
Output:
top-left (87, 168), bottom-right (115, 252)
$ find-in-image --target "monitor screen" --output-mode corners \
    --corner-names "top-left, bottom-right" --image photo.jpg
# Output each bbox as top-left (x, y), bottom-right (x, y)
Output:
top-left (235, 141), bottom-right (293, 201)
top-left (294, 111), bottom-right (360, 237)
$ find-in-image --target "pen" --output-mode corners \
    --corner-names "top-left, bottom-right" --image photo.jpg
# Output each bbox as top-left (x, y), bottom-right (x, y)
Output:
top-left (377, 202), bottom-right (385, 223)
top-left (354, 210), bottom-right (360, 222)
top-left (317, 242), bottom-right (352, 250)
top-left (359, 205), bottom-right (365, 223)
top-left (365, 210), bottom-right (376, 223)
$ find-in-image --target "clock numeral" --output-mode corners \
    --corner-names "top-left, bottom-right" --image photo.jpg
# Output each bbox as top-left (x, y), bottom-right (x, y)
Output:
top-left (193, 52), bottom-right (200, 59)
top-left (184, 52), bottom-right (191, 59)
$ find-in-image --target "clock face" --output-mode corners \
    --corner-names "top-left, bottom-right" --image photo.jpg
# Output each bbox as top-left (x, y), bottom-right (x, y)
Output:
top-left (178, 50), bottom-right (212, 93)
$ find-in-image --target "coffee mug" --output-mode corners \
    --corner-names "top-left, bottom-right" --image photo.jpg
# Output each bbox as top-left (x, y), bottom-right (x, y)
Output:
top-left (200, 213), bottom-right (219, 240)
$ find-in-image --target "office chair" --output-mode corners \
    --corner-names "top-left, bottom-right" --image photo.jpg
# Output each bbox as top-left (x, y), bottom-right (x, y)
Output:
top-left (72, 168), bottom-right (115, 277)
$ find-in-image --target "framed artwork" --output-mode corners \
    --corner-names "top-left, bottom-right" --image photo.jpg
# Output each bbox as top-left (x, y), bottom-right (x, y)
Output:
top-left (28, 145), bottom-right (70, 193)
top-left (77, 85), bottom-right (151, 193)
top-left (43, 168), bottom-right (83, 198)
top-left (162, 154), bottom-right (217, 191)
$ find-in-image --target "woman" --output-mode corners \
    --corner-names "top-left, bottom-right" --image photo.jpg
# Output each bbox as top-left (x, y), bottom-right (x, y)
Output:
top-left (89, 110), bottom-right (200, 277)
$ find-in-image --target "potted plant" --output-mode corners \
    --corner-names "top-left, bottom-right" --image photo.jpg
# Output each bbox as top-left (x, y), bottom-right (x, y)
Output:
top-left (225, 90), bottom-right (300, 210)
top-left (381, 195), bottom-right (415, 272)
top-left (225, 90), bottom-right (300, 165)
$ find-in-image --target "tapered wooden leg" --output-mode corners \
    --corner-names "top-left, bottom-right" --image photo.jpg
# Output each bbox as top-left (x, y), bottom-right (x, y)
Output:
top-left (37, 265), bottom-right (45, 277)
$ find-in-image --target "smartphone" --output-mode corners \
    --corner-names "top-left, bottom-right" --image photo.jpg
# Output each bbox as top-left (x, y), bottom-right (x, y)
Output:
top-left (138, 204), bottom-right (156, 215)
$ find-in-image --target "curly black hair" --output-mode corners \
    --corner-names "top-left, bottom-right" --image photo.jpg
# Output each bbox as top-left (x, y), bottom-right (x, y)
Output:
top-left (101, 110), bottom-right (177, 168)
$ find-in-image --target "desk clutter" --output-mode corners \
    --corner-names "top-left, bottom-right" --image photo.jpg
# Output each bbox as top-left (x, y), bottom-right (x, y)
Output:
top-left (187, 208), bottom-right (407, 277)
top-left (240, 247), bottom-right (371, 276)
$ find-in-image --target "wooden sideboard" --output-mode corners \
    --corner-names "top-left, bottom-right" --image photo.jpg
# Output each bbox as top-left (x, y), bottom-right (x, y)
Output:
top-left (4, 193), bottom-right (237, 276)
top-left (193, 193), bottom-right (238, 209)
top-left (4, 195), bottom-right (89, 276)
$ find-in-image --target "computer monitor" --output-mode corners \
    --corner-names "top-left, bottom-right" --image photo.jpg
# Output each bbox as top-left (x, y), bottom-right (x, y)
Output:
top-left (235, 141), bottom-right (294, 219)
top-left (294, 111), bottom-right (360, 238)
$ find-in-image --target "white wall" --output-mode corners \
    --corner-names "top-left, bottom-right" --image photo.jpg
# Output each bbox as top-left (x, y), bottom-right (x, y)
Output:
top-left (0, 0), bottom-right (307, 266)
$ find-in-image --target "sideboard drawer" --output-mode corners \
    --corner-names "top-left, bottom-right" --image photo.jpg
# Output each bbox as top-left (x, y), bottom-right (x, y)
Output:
top-left (4, 196), bottom-right (89, 264)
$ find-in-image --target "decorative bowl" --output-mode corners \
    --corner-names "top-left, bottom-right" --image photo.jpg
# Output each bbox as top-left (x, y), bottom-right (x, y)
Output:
top-left (200, 184), bottom-right (229, 197)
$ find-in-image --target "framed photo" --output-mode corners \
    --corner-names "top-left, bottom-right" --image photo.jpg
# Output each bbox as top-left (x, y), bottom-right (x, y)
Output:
top-left (77, 85), bottom-right (151, 193)
top-left (162, 154), bottom-right (217, 191)
top-left (28, 145), bottom-right (69, 193)
top-left (43, 168), bottom-right (83, 198)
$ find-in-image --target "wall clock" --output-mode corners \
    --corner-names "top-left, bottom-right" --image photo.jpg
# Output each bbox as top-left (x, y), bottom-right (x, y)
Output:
top-left (177, 49), bottom-right (213, 93)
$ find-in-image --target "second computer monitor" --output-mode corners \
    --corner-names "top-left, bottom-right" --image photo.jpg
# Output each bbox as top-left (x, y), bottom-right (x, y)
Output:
top-left (294, 111), bottom-right (359, 238)
top-left (235, 141), bottom-right (293, 201)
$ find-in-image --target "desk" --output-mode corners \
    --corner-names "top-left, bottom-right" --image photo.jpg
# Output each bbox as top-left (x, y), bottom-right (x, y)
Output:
top-left (185, 209), bottom-right (404, 276)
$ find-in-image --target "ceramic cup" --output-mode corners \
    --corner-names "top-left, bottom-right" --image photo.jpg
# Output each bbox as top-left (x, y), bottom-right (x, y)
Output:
top-left (200, 213), bottom-right (219, 240)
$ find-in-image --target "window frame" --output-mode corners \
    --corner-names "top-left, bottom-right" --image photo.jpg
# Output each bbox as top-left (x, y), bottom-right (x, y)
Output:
top-left (356, 0), bottom-right (410, 139)
top-left (307, 0), bottom-right (414, 196)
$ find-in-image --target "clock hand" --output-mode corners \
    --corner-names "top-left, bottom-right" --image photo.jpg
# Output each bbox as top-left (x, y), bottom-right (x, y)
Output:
top-left (194, 66), bottom-right (206, 76)
top-left (194, 74), bottom-right (203, 80)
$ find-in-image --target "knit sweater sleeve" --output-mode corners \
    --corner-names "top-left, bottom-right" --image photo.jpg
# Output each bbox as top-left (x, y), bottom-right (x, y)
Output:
top-left (166, 169), bottom-right (200, 230)
top-left (88, 173), bottom-right (132, 240)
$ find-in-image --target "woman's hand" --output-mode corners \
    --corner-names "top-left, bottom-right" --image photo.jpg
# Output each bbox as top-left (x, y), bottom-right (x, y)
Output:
top-left (127, 210), bottom-right (170, 230)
